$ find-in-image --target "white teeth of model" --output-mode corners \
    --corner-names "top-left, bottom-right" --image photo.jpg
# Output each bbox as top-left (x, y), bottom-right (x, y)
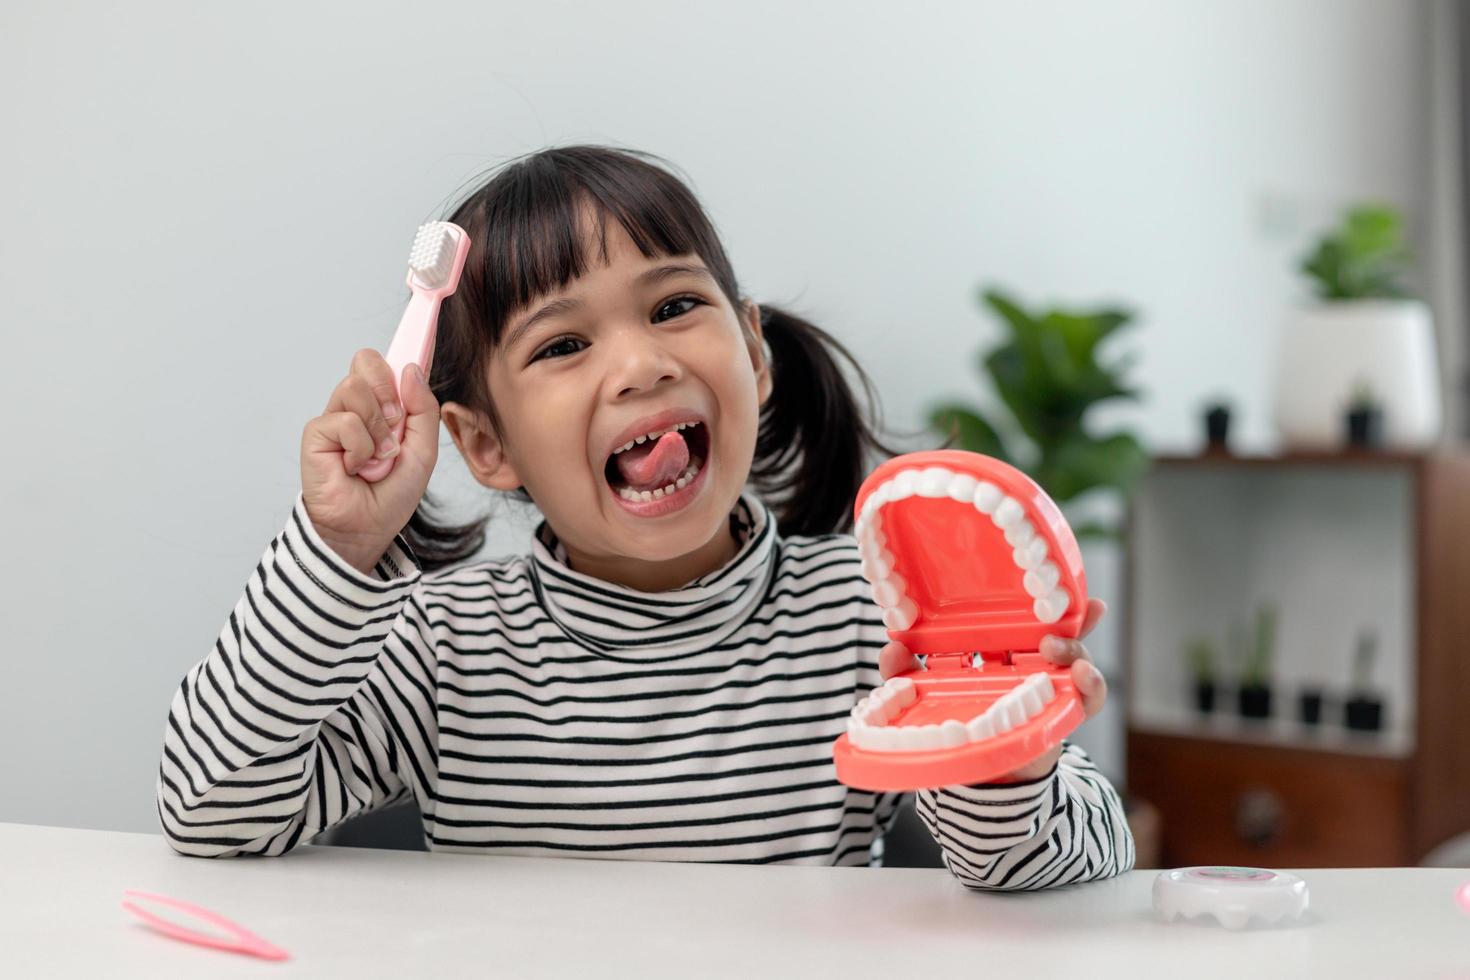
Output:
top-left (1033, 673), bottom-right (1055, 702)
top-left (884, 675), bottom-right (917, 707)
top-left (966, 713), bottom-right (996, 741)
top-left (872, 574), bottom-right (907, 608)
top-left (1014, 536), bottom-right (1049, 571)
top-left (940, 719), bottom-right (968, 747)
top-left (911, 725), bottom-right (944, 750)
top-left (916, 467), bottom-right (952, 497)
top-left (946, 473), bottom-right (978, 502)
top-left (1034, 588), bottom-right (1072, 624)
top-left (1020, 681), bottom-right (1044, 716)
top-left (1004, 518), bottom-right (1036, 548)
top-left (1024, 561), bottom-right (1061, 597)
top-left (972, 480), bottom-right (1002, 514)
top-left (883, 598), bottom-right (917, 631)
top-left (891, 470), bottom-right (919, 500)
top-left (993, 496), bottom-right (1025, 530)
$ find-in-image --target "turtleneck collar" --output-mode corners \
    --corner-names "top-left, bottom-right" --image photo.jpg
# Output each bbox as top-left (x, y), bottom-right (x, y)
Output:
top-left (527, 491), bottom-right (778, 661)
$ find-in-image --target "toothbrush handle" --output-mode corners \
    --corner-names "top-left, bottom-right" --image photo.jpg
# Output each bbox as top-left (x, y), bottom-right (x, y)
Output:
top-left (354, 288), bottom-right (440, 483)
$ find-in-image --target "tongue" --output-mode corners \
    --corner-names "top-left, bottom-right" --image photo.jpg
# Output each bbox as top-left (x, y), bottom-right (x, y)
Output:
top-left (614, 431), bottom-right (690, 491)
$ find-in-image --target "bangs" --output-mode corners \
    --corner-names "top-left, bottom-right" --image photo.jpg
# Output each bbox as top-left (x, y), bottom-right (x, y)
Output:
top-left (445, 147), bottom-right (740, 348)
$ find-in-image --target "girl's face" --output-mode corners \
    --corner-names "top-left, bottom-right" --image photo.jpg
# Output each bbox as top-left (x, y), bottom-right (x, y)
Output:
top-left (441, 217), bottom-right (771, 592)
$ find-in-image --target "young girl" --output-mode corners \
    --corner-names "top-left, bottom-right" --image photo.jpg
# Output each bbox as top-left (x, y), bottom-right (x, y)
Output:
top-left (157, 145), bottom-right (1133, 889)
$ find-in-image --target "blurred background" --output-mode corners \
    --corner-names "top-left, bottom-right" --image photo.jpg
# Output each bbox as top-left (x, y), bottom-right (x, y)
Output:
top-left (2, 0), bottom-right (1467, 868)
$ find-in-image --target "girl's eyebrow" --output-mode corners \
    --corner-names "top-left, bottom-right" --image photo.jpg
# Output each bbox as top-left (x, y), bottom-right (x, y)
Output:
top-left (504, 262), bottom-right (716, 354)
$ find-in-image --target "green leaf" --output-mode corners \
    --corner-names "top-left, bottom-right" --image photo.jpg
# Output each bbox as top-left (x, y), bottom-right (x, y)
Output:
top-left (928, 405), bottom-right (1010, 461)
top-left (1035, 432), bottom-right (1149, 503)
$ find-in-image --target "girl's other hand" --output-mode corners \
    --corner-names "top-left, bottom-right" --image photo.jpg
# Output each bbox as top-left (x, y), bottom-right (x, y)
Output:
top-left (299, 349), bottom-right (441, 575)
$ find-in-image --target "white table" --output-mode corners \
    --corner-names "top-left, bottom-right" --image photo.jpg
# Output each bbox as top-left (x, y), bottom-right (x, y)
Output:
top-left (4, 822), bottom-right (1466, 978)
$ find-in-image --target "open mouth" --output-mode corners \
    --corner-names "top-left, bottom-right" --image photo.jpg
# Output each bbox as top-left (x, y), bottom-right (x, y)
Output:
top-left (603, 420), bottom-right (711, 504)
top-left (846, 672), bottom-right (1059, 752)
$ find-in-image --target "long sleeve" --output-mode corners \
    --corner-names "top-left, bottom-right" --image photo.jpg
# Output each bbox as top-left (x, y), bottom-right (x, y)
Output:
top-left (156, 492), bottom-right (437, 858)
top-left (914, 742), bottom-right (1134, 890)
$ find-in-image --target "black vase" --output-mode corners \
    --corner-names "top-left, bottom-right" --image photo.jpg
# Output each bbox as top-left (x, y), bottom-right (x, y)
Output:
top-left (1298, 689), bottom-right (1323, 726)
top-left (1194, 681), bottom-right (1216, 713)
top-left (1346, 406), bottom-right (1383, 448)
top-left (1238, 683), bottom-right (1273, 719)
top-left (1204, 406), bottom-right (1231, 450)
top-left (1345, 695), bottom-right (1384, 731)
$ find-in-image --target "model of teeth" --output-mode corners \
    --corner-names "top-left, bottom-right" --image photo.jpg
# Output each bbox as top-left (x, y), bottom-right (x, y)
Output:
top-left (853, 465), bottom-right (1073, 628)
top-left (847, 673), bottom-right (1057, 752)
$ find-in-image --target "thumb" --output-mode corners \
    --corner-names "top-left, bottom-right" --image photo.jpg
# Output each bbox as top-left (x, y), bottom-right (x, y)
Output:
top-left (398, 363), bottom-right (441, 455)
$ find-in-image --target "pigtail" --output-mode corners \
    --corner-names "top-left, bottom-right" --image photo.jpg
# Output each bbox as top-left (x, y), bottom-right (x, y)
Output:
top-left (751, 305), bottom-right (904, 537)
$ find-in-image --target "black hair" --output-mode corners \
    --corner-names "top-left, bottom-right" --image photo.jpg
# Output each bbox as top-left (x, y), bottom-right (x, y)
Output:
top-left (403, 145), bottom-right (904, 572)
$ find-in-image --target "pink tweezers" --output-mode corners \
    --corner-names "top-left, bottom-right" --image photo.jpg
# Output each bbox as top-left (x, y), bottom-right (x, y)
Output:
top-left (121, 889), bottom-right (290, 961)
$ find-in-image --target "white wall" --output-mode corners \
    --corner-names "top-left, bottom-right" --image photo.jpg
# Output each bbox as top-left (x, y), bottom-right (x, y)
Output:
top-left (0, 0), bottom-right (1432, 833)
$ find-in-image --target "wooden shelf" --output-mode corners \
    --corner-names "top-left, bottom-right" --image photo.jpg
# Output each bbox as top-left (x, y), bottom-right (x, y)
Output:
top-left (1123, 452), bottom-right (1470, 867)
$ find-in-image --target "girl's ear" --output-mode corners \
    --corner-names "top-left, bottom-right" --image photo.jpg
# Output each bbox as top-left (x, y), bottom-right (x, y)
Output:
top-left (743, 301), bottom-right (773, 407)
top-left (441, 402), bottom-right (523, 492)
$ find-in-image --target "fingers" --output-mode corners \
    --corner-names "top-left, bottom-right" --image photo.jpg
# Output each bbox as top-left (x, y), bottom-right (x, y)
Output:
top-left (305, 411), bottom-right (378, 476)
top-left (326, 349), bottom-right (403, 463)
top-left (398, 362), bottom-right (442, 462)
top-left (1080, 598), bottom-right (1107, 638)
top-left (1071, 656), bottom-right (1107, 718)
top-left (878, 640), bottom-right (917, 680)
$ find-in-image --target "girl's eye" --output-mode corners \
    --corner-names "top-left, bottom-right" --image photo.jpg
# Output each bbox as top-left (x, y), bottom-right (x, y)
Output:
top-left (531, 336), bottom-right (586, 362)
top-left (654, 295), bottom-right (703, 322)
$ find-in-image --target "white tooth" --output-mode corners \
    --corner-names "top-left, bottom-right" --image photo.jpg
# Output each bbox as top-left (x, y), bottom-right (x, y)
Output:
top-left (916, 466), bottom-right (952, 497)
top-left (1015, 537), bottom-right (1049, 574)
top-left (676, 476), bottom-right (689, 489)
top-left (993, 496), bottom-right (1024, 530)
top-left (946, 473), bottom-right (978, 502)
top-left (966, 711), bottom-right (996, 741)
top-left (638, 490), bottom-right (654, 502)
top-left (940, 719), bottom-right (968, 747)
top-left (1007, 696), bottom-right (1029, 728)
top-left (859, 495), bottom-right (882, 523)
top-left (1034, 589), bottom-right (1071, 624)
top-left (872, 575), bottom-right (906, 608)
top-left (1033, 673), bottom-right (1055, 702)
top-left (874, 483), bottom-right (895, 506)
top-left (850, 722), bottom-right (878, 751)
top-left (1004, 519), bottom-right (1036, 548)
top-left (891, 470), bottom-right (919, 500)
top-left (1024, 561), bottom-right (1061, 597)
top-left (850, 701), bottom-right (867, 718)
top-left (653, 488), bottom-right (665, 499)
top-left (885, 675), bottom-right (917, 707)
top-left (972, 481), bottom-right (1002, 514)
top-left (1020, 684), bottom-right (1044, 717)
top-left (635, 434), bottom-right (647, 444)
top-left (869, 726), bottom-right (901, 751)
top-left (904, 726), bottom-right (940, 750)
top-left (883, 598), bottom-right (917, 631)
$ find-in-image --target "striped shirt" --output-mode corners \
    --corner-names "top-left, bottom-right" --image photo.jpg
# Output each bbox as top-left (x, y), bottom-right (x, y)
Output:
top-left (156, 489), bottom-right (1134, 889)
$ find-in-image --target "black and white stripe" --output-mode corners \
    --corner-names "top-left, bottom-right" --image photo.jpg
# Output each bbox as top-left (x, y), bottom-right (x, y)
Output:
top-left (157, 490), bottom-right (1132, 887)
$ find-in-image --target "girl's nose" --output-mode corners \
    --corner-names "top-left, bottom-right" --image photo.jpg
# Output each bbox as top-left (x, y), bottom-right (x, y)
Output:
top-left (608, 328), bottom-right (682, 398)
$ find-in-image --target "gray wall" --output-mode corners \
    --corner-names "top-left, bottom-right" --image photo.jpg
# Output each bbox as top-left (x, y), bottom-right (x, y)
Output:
top-left (0, 0), bottom-right (1432, 833)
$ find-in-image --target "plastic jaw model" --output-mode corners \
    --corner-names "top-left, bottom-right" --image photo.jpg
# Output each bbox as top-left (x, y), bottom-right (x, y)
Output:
top-left (833, 450), bottom-right (1090, 791)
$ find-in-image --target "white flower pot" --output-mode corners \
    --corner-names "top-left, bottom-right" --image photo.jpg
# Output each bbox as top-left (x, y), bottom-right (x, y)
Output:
top-left (1271, 299), bottom-right (1442, 449)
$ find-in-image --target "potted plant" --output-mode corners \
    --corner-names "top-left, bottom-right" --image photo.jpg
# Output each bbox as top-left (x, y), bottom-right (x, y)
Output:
top-left (1297, 684), bottom-right (1324, 726)
top-left (1236, 604), bottom-right (1277, 720)
top-left (927, 288), bottom-right (1148, 538)
top-left (1344, 379), bottom-right (1385, 448)
top-left (1272, 204), bottom-right (1441, 449)
top-left (1185, 636), bottom-right (1219, 712)
top-left (1202, 400), bottom-right (1232, 452)
top-left (1344, 628), bottom-right (1386, 732)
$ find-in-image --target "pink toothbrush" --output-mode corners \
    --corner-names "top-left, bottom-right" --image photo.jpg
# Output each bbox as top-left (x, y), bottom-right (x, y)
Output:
top-left (121, 889), bottom-right (290, 961)
top-left (353, 221), bottom-right (472, 482)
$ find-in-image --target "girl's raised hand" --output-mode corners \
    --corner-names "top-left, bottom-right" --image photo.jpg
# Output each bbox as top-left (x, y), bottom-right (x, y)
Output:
top-left (299, 349), bottom-right (441, 575)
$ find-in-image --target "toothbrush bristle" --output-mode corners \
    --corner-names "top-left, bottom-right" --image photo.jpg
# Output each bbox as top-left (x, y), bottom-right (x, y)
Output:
top-left (408, 222), bottom-right (457, 288)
